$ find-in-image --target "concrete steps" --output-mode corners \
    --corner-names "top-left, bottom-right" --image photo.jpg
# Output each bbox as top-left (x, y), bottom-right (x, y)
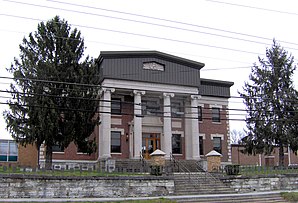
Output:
top-left (173, 172), bottom-right (235, 195)
top-left (174, 193), bottom-right (287, 202)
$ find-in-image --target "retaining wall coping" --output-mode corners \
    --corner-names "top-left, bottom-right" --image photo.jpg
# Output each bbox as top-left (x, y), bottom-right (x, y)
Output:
top-left (0, 174), bottom-right (172, 181)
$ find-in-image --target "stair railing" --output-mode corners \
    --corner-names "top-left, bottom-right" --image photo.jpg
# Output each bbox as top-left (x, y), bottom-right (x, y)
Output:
top-left (170, 153), bottom-right (222, 184)
top-left (194, 161), bottom-right (220, 183)
top-left (170, 153), bottom-right (192, 179)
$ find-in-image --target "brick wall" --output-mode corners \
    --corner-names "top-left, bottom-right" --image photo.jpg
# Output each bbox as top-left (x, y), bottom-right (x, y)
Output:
top-left (200, 104), bottom-right (229, 162)
top-left (231, 144), bottom-right (298, 166)
top-left (18, 143), bottom-right (38, 168)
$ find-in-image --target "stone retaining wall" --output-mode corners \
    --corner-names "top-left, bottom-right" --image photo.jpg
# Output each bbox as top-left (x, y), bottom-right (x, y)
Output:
top-left (221, 174), bottom-right (298, 192)
top-left (0, 174), bottom-right (174, 198)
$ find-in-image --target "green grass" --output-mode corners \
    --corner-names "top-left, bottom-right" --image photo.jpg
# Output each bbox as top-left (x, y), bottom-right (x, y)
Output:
top-left (0, 198), bottom-right (176, 203)
top-left (239, 166), bottom-right (298, 176)
top-left (281, 192), bottom-right (298, 202)
top-left (0, 166), bottom-right (148, 177)
top-left (109, 198), bottom-right (176, 203)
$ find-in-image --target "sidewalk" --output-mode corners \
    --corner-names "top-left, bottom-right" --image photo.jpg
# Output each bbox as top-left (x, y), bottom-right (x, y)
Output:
top-left (0, 190), bottom-right (296, 202)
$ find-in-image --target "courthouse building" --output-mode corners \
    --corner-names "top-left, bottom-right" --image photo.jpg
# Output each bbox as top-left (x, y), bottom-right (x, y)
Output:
top-left (22, 51), bottom-right (234, 168)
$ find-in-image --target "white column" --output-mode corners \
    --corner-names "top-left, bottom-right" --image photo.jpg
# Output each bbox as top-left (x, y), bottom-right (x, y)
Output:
top-left (191, 95), bottom-right (201, 160)
top-left (163, 93), bottom-right (174, 159)
top-left (99, 88), bottom-right (115, 159)
top-left (133, 90), bottom-right (145, 159)
top-left (184, 100), bottom-right (192, 160)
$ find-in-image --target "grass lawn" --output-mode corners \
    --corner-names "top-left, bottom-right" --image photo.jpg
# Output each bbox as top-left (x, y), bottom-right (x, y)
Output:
top-left (281, 192), bottom-right (298, 202)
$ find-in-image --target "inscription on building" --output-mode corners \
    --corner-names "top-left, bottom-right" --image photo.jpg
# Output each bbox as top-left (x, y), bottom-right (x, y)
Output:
top-left (143, 62), bottom-right (165, 71)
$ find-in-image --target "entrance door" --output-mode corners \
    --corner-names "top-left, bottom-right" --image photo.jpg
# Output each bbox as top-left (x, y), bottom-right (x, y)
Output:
top-left (142, 133), bottom-right (160, 159)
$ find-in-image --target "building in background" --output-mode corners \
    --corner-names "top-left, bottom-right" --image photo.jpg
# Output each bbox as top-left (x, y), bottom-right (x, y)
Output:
top-left (231, 144), bottom-right (298, 167)
top-left (27, 51), bottom-right (234, 169)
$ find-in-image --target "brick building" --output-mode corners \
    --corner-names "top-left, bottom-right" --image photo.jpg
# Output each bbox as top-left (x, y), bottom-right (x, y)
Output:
top-left (231, 144), bottom-right (298, 167)
top-left (22, 51), bottom-right (234, 169)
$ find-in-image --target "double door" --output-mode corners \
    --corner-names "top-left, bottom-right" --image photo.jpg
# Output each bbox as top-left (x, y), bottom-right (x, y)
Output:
top-left (142, 133), bottom-right (160, 159)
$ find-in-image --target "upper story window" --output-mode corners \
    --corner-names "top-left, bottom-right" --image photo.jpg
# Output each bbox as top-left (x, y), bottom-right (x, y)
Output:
top-left (198, 106), bottom-right (203, 121)
top-left (142, 99), bottom-right (161, 116)
top-left (171, 102), bottom-right (183, 118)
top-left (212, 107), bottom-right (220, 122)
top-left (111, 98), bottom-right (121, 115)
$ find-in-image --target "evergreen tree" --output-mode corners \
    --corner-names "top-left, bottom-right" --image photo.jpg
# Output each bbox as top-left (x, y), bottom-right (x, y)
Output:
top-left (3, 16), bottom-right (100, 169)
top-left (239, 40), bottom-right (298, 166)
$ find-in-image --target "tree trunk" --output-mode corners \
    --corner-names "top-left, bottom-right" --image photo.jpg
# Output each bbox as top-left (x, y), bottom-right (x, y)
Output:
top-left (279, 145), bottom-right (285, 167)
top-left (45, 144), bottom-right (53, 170)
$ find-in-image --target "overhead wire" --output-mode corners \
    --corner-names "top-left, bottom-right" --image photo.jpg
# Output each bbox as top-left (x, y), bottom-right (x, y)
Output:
top-left (0, 0), bottom-right (290, 51)
top-left (0, 13), bottom-right (264, 56)
top-left (205, 0), bottom-right (298, 16)
top-left (45, 0), bottom-right (298, 47)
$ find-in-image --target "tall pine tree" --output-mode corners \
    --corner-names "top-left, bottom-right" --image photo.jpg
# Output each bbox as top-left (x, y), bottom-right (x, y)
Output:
top-left (3, 16), bottom-right (100, 169)
top-left (239, 40), bottom-right (298, 166)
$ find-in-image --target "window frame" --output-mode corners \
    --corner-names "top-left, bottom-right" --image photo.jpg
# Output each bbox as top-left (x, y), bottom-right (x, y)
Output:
top-left (171, 101), bottom-right (183, 118)
top-left (111, 98), bottom-right (122, 115)
top-left (212, 107), bottom-right (221, 122)
top-left (111, 131), bottom-right (121, 153)
top-left (0, 140), bottom-right (18, 162)
top-left (198, 106), bottom-right (203, 121)
top-left (212, 137), bottom-right (222, 154)
top-left (199, 136), bottom-right (204, 156)
top-left (142, 98), bottom-right (161, 116)
top-left (172, 134), bottom-right (182, 154)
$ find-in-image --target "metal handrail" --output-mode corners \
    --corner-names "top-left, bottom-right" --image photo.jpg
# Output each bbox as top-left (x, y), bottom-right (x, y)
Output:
top-left (170, 153), bottom-right (221, 184)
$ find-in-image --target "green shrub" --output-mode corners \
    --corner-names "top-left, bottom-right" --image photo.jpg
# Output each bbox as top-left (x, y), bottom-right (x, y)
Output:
top-left (224, 164), bottom-right (240, 175)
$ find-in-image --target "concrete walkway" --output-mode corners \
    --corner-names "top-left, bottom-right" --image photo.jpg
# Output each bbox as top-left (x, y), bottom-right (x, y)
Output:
top-left (0, 190), bottom-right (296, 202)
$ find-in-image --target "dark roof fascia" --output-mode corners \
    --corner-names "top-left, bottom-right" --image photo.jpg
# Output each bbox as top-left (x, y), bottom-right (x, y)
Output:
top-left (98, 50), bottom-right (205, 70)
top-left (201, 78), bottom-right (234, 87)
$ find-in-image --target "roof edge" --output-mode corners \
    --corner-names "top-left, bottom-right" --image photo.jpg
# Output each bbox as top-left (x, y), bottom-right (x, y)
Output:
top-left (98, 50), bottom-right (205, 69)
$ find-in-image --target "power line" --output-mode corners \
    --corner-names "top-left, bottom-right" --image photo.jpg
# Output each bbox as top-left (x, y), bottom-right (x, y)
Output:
top-left (0, 0), bottom-right (286, 50)
top-left (0, 28), bottom-right (255, 66)
top-left (205, 0), bottom-right (298, 16)
top-left (45, 0), bottom-right (298, 47)
top-left (0, 13), bottom-right (264, 56)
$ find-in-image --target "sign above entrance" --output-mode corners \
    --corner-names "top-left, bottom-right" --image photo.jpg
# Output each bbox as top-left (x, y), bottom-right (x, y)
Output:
top-left (143, 62), bottom-right (165, 71)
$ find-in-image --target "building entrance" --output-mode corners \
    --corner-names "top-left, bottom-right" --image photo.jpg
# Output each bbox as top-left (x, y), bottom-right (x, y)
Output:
top-left (142, 133), bottom-right (160, 159)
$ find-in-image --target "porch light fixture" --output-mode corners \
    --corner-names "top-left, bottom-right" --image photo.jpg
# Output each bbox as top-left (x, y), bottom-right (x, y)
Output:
top-left (126, 133), bottom-right (129, 141)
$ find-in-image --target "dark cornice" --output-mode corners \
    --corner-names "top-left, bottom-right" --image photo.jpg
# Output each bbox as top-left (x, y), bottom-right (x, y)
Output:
top-left (98, 50), bottom-right (205, 70)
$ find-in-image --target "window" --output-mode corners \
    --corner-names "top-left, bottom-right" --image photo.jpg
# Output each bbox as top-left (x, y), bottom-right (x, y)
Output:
top-left (213, 137), bottom-right (222, 154)
top-left (142, 99), bottom-right (161, 115)
top-left (111, 98), bottom-right (121, 115)
top-left (212, 107), bottom-right (220, 122)
top-left (198, 106), bottom-right (202, 121)
top-left (172, 134), bottom-right (182, 154)
top-left (0, 140), bottom-right (18, 162)
top-left (171, 102), bottom-right (183, 118)
top-left (199, 136), bottom-right (204, 156)
top-left (111, 131), bottom-right (121, 153)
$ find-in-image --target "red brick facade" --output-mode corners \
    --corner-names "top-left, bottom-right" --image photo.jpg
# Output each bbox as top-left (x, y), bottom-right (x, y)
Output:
top-left (231, 144), bottom-right (298, 166)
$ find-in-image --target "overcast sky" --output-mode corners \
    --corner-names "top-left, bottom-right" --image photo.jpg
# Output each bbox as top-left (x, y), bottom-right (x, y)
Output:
top-left (1, 0), bottom-right (298, 139)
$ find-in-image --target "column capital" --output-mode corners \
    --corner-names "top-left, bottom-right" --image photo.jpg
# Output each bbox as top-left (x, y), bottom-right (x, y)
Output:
top-left (133, 90), bottom-right (146, 96)
top-left (102, 87), bottom-right (115, 93)
top-left (191, 95), bottom-right (201, 100)
top-left (163, 92), bottom-right (175, 98)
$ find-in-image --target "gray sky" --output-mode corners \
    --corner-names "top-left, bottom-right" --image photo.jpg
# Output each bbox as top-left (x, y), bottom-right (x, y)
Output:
top-left (1, 0), bottom-right (298, 139)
